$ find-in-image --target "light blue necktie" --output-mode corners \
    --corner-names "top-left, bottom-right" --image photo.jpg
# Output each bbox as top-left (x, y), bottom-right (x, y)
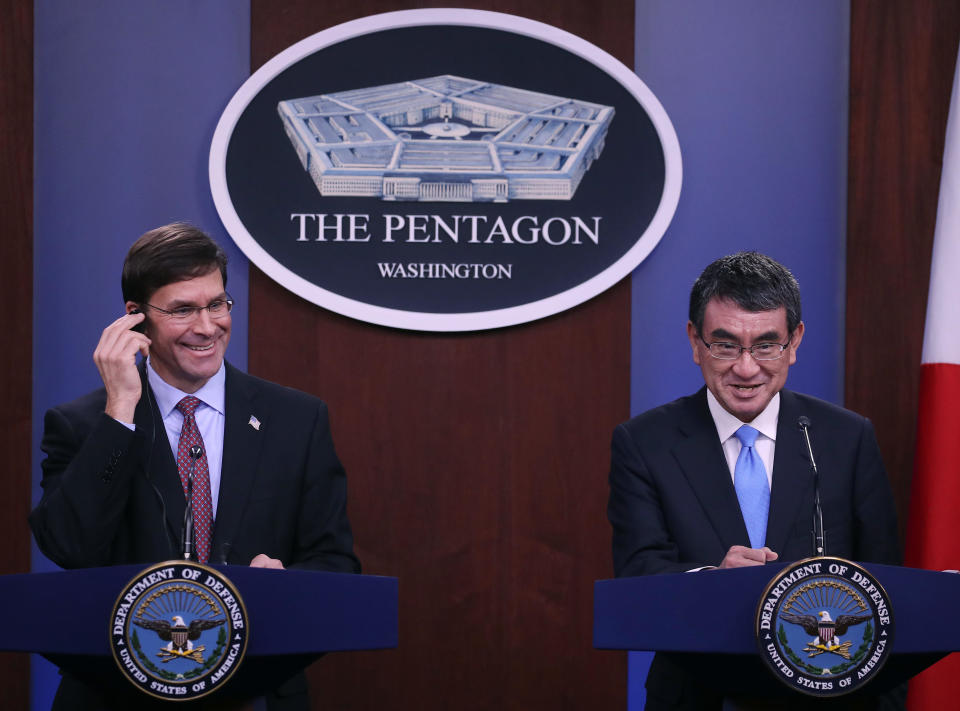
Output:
top-left (734, 425), bottom-right (769, 549)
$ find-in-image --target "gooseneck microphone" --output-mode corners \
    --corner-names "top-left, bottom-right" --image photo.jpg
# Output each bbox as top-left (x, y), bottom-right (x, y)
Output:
top-left (797, 416), bottom-right (826, 556)
top-left (182, 445), bottom-right (203, 561)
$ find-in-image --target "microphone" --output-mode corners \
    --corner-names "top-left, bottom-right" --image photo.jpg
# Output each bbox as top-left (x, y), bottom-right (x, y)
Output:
top-left (798, 416), bottom-right (826, 556)
top-left (182, 445), bottom-right (203, 561)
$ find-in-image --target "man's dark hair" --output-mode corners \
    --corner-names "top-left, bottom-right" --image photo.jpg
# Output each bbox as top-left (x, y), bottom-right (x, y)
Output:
top-left (121, 222), bottom-right (228, 304)
top-left (689, 251), bottom-right (801, 335)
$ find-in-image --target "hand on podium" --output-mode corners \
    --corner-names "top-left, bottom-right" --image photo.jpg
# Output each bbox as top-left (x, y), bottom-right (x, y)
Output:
top-left (249, 554), bottom-right (284, 569)
top-left (718, 545), bottom-right (778, 569)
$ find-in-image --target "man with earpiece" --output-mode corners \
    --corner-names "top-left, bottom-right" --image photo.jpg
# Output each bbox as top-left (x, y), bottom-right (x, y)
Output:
top-left (30, 222), bottom-right (359, 710)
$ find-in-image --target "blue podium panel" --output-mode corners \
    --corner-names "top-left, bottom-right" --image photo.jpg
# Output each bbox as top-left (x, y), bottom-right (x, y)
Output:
top-left (0, 565), bottom-right (397, 656)
top-left (594, 562), bottom-right (960, 699)
top-left (594, 562), bottom-right (960, 655)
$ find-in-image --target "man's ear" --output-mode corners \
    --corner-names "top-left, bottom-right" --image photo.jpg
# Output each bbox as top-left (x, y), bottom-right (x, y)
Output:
top-left (787, 321), bottom-right (805, 365)
top-left (126, 301), bottom-right (149, 336)
top-left (687, 321), bottom-right (702, 365)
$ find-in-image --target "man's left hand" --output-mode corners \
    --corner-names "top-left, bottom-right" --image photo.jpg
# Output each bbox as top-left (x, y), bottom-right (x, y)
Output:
top-left (249, 554), bottom-right (284, 569)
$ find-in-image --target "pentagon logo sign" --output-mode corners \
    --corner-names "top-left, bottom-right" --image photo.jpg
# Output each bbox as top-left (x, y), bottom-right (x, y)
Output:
top-left (755, 557), bottom-right (894, 697)
top-left (210, 9), bottom-right (681, 331)
top-left (110, 562), bottom-right (249, 701)
top-left (277, 74), bottom-right (615, 203)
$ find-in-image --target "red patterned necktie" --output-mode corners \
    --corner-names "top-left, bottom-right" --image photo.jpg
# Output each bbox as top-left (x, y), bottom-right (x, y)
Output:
top-left (176, 395), bottom-right (213, 563)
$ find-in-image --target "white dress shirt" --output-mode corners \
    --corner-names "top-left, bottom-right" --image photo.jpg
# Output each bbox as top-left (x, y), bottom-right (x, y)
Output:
top-left (146, 359), bottom-right (226, 516)
top-left (706, 389), bottom-right (779, 488)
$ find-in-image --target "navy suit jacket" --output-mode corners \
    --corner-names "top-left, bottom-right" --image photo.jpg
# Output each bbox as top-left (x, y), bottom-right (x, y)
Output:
top-left (30, 363), bottom-right (359, 710)
top-left (31, 362), bottom-right (359, 572)
top-left (609, 387), bottom-right (900, 576)
top-left (607, 388), bottom-right (902, 709)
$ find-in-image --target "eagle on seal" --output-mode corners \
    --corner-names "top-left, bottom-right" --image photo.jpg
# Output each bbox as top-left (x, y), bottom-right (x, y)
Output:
top-left (134, 615), bottom-right (224, 652)
top-left (780, 609), bottom-right (870, 648)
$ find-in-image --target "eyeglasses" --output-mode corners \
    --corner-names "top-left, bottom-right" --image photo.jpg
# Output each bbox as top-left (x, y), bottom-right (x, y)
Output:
top-left (699, 336), bottom-right (791, 361)
top-left (142, 296), bottom-right (234, 321)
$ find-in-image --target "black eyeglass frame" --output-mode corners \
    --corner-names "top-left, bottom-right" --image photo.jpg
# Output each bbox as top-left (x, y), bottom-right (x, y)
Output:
top-left (698, 335), bottom-right (792, 361)
top-left (141, 295), bottom-right (234, 321)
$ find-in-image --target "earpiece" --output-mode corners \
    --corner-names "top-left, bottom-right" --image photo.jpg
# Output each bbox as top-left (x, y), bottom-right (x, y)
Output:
top-left (130, 307), bottom-right (146, 334)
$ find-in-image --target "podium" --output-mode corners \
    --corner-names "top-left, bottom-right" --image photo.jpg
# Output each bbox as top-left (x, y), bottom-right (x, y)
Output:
top-left (0, 564), bottom-right (397, 703)
top-left (594, 562), bottom-right (960, 699)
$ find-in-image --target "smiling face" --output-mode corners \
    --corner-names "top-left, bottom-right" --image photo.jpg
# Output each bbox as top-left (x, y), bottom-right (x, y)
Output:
top-left (687, 297), bottom-right (803, 422)
top-left (128, 269), bottom-right (231, 393)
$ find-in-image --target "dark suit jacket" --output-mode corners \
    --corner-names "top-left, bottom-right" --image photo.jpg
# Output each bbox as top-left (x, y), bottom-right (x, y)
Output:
top-left (607, 387), bottom-right (902, 709)
top-left (30, 362), bottom-right (360, 709)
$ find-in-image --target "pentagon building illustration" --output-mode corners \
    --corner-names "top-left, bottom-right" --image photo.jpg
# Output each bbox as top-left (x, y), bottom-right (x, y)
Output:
top-left (277, 75), bottom-right (614, 202)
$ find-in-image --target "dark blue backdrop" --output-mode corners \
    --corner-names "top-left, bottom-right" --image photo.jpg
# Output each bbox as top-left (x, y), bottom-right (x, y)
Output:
top-left (629, 2), bottom-right (848, 706)
top-left (32, 2), bottom-right (250, 707)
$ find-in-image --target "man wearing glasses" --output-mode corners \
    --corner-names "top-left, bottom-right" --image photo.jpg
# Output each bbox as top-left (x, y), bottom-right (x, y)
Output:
top-left (607, 252), bottom-right (900, 709)
top-left (30, 223), bottom-right (358, 709)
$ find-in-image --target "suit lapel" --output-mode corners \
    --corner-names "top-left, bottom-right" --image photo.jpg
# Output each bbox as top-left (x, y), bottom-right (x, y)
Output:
top-left (211, 363), bottom-right (265, 560)
top-left (671, 389), bottom-right (751, 550)
top-left (133, 363), bottom-right (185, 548)
top-left (766, 389), bottom-right (815, 555)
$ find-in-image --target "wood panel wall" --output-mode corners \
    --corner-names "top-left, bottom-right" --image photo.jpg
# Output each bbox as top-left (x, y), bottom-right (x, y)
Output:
top-left (847, 1), bottom-right (960, 539)
top-left (248, 1), bottom-right (633, 709)
top-left (0, 0), bottom-right (33, 706)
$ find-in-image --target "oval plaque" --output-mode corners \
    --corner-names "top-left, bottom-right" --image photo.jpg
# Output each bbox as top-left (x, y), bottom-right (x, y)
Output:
top-left (210, 9), bottom-right (681, 331)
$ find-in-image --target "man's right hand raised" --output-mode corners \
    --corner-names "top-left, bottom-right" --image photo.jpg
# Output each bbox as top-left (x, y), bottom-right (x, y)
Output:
top-left (718, 545), bottom-right (778, 569)
top-left (94, 312), bottom-right (151, 424)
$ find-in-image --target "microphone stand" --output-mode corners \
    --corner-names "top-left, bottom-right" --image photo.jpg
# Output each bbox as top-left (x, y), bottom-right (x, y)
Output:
top-left (182, 445), bottom-right (203, 561)
top-left (798, 417), bottom-right (826, 556)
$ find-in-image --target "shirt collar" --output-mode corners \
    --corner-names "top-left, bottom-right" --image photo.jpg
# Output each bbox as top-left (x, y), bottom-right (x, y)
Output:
top-left (146, 358), bottom-right (226, 418)
top-left (706, 389), bottom-right (780, 444)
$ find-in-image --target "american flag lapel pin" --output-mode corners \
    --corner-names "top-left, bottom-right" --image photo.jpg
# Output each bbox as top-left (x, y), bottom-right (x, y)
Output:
top-left (248, 415), bottom-right (261, 431)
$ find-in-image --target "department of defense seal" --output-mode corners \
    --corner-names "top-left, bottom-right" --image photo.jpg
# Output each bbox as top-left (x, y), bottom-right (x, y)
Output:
top-left (109, 561), bottom-right (249, 701)
top-left (755, 557), bottom-right (894, 697)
